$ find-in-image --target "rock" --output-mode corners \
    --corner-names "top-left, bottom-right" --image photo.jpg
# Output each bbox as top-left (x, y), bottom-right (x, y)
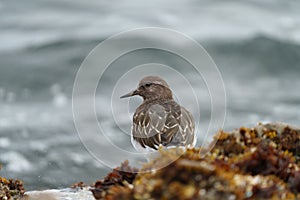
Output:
top-left (0, 176), bottom-right (25, 200)
top-left (90, 122), bottom-right (300, 200)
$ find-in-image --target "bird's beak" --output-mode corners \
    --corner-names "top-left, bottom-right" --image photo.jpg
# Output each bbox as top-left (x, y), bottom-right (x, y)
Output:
top-left (120, 90), bottom-right (138, 98)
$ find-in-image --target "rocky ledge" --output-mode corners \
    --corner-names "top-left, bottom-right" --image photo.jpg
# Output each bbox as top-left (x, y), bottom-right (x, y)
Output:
top-left (1, 122), bottom-right (300, 200)
top-left (0, 175), bottom-right (25, 200)
top-left (90, 122), bottom-right (300, 200)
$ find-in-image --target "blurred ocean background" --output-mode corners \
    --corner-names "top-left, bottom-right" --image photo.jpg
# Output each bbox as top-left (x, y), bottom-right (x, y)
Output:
top-left (1, 0), bottom-right (300, 190)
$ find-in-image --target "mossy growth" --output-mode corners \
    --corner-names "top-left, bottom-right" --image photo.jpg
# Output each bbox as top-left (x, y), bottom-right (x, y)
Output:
top-left (0, 165), bottom-right (26, 200)
top-left (91, 123), bottom-right (300, 200)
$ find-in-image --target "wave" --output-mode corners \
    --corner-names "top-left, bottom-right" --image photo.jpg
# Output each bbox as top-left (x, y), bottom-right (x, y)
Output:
top-left (206, 35), bottom-right (300, 75)
top-left (0, 34), bottom-right (299, 103)
top-left (1, 0), bottom-right (300, 53)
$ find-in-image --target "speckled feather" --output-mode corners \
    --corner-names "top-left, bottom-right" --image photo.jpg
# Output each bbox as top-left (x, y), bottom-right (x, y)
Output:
top-left (132, 99), bottom-right (195, 150)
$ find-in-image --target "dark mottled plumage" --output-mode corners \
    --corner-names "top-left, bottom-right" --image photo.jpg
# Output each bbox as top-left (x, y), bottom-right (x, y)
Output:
top-left (121, 76), bottom-right (196, 150)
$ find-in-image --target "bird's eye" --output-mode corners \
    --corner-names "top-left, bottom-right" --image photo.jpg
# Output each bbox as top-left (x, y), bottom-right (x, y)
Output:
top-left (145, 83), bottom-right (151, 87)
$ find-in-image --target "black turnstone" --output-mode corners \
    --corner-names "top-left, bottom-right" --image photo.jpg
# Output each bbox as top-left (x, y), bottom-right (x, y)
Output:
top-left (121, 76), bottom-right (196, 150)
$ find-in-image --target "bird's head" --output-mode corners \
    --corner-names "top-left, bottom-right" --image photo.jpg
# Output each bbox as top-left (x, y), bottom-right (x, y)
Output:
top-left (120, 76), bottom-right (173, 101)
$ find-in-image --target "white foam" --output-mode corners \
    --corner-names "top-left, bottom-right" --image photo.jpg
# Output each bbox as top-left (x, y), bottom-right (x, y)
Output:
top-left (29, 140), bottom-right (48, 152)
top-left (0, 137), bottom-right (11, 148)
top-left (69, 152), bottom-right (88, 165)
top-left (51, 84), bottom-right (68, 108)
top-left (26, 188), bottom-right (94, 200)
top-left (53, 94), bottom-right (68, 108)
top-left (0, 151), bottom-right (33, 172)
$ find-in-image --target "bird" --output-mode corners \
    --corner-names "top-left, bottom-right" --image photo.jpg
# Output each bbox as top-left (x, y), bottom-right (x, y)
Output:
top-left (120, 76), bottom-right (196, 150)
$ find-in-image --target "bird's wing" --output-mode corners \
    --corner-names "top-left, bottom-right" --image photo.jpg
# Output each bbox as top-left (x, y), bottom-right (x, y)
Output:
top-left (133, 104), bottom-right (168, 149)
top-left (173, 106), bottom-right (195, 146)
top-left (158, 102), bottom-right (195, 147)
top-left (160, 104), bottom-right (181, 145)
top-left (133, 102), bottom-right (195, 149)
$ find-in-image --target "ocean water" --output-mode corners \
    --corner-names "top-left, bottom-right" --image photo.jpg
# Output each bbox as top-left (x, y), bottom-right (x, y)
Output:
top-left (1, 0), bottom-right (300, 190)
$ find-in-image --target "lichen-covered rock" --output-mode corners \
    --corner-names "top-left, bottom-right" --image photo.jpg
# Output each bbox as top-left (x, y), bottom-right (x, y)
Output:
top-left (0, 176), bottom-right (26, 200)
top-left (132, 148), bottom-right (294, 200)
top-left (91, 123), bottom-right (300, 200)
top-left (90, 160), bottom-right (138, 199)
